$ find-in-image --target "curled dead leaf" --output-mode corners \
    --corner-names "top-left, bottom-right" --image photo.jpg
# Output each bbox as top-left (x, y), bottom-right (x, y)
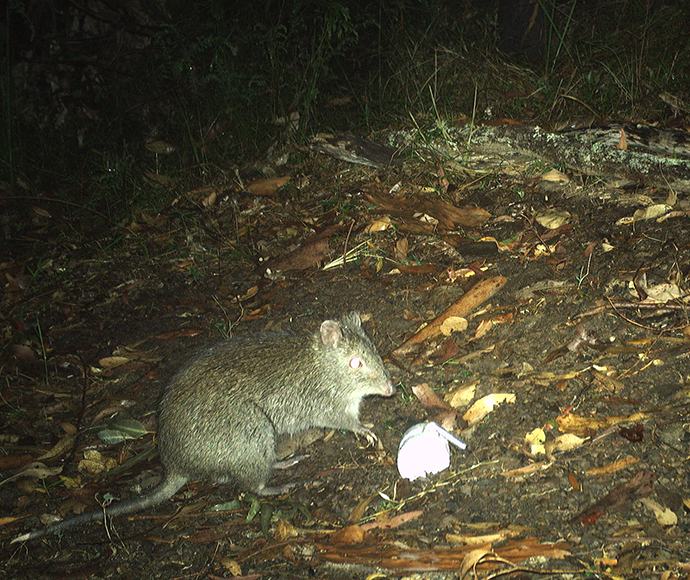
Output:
top-left (640, 498), bottom-right (678, 526)
top-left (37, 433), bottom-right (77, 461)
top-left (330, 524), bottom-right (367, 545)
top-left (540, 168), bottom-right (570, 183)
top-left (274, 518), bottom-right (298, 541)
top-left (78, 450), bottom-right (117, 475)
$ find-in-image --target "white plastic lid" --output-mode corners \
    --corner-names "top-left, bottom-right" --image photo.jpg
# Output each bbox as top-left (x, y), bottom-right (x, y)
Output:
top-left (397, 422), bottom-right (466, 481)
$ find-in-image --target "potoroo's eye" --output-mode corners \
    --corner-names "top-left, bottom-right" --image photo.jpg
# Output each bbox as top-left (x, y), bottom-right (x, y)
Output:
top-left (349, 356), bottom-right (363, 369)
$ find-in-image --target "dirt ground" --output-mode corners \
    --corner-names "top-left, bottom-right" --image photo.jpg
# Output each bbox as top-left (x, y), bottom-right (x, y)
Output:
top-left (2, 142), bottom-right (690, 579)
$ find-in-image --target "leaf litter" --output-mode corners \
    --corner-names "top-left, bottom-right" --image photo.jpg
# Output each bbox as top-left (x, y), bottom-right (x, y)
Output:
top-left (2, 131), bottom-right (690, 579)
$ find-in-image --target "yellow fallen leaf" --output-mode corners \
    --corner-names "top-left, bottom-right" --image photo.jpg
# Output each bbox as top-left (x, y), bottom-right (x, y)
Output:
top-left (550, 433), bottom-right (587, 452)
top-left (445, 382), bottom-right (477, 409)
top-left (440, 316), bottom-right (468, 336)
top-left (463, 393), bottom-right (516, 426)
top-left (525, 428), bottom-right (546, 455)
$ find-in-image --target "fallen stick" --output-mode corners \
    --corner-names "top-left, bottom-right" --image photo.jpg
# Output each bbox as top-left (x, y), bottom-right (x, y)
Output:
top-left (392, 276), bottom-right (507, 357)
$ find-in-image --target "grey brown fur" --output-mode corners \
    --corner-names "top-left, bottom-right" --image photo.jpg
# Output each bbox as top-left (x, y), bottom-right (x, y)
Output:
top-left (12, 312), bottom-right (393, 543)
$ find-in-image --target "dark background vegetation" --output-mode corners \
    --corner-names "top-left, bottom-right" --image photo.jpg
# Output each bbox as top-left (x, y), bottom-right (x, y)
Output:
top-left (1, 0), bottom-right (689, 224)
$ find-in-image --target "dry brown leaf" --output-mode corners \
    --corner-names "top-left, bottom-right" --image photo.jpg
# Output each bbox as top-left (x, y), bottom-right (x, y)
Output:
top-left (0, 454), bottom-right (33, 470)
top-left (273, 519), bottom-right (298, 541)
top-left (463, 393), bottom-right (516, 426)
top-left (0, 462), bottom-right (63, 486)
top-left (231, 285), bottom-right (259, 302)
top-left (145, 138), bottom-right (175, 154)
top-left (556, 411), bottom-right (648, 435)
top-left (347, 493), bottom-right (379, 524)
top-left (216, 556), bottom-right (242, 576)
top-left (98, 356), bottom-right (130, 369)
top-left (567, 472), bottom-right (581, 491)
top-left (246, 176), bottom-right (290, 197)
top-left (591, 369), bottom-right (625, 392)
top-left (460, 549), bottom-right (498, 580)
top-left (395, 237), bottom-right (408, 261)
top-left (472, 318), bottom-right (495, 340)
top-left (395, 263), bottom-right (441, 275)
top-left (364, 216), bottom-right (392, 232)
top-left (412, 383), bottom-right (451, 412)
top-left (535, 209), bottom-right (571, 229)
top-left (446, 525), bottom-right (528, 546)
top-left (202, 189), bottom-right (217, 207)
top-left (329, 525), bottom-right (367, 545)
top-left (571, 470), bottom-right (656, 524)
top-left (365, 190), bottom-right (490, 229)
top-left (525, 428), bottom-right (546, 455)
top-left (37, 433), bottom-right (77, 461)
top-left (540, 168), bottom-right (570, 183)
top-left (585, 456), bottom-right (639, 476)
top-left (261, 226), bottom-right (339, 273)
top-left (78, 450), bottom-right (117, 475)
top-left (7, 344), bottom-right (39, 366)
top-left (616, 127), bottom-right (628, 150)
top-left (0, 516), bottom-right (26, 527)
top-left (155, 328), bottom-right (205, 339)
top-left (316, 535), bottom-right (570, 572)
top-left (549, 433), bottom-right (587, 453)
top-left (360, 510), bottom-right (423, 531)
top-left (640, 498), bottom-right (678, 526)
top-left (501, 461), bottom-right (552, 478)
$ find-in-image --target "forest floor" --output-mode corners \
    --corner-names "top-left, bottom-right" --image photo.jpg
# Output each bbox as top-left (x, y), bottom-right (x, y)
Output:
top-left (2, 125), bottom-right (690, 580)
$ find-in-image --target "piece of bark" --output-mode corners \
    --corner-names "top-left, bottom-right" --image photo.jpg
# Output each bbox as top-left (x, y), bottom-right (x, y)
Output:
top-left (393, 276), bottom-right (507, 357)
top-left (570, 470), bottom-right (657, 524)
top-left (311, 133), bottom-right (402, 168)
top-left (365, 191), bottom-right (490, 230)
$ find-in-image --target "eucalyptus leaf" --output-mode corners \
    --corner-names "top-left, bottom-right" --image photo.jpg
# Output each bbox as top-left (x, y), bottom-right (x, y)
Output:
top-left (108, 418), bottom-right (149, 439)
top-left (97, 429), bottom-right (126, 445)
top-left (260, 503), bottom-right (274, 538)
top-left (210, 499), bottom-right (241, 512)
top-left (246, 496), bottom-right (261, 522)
